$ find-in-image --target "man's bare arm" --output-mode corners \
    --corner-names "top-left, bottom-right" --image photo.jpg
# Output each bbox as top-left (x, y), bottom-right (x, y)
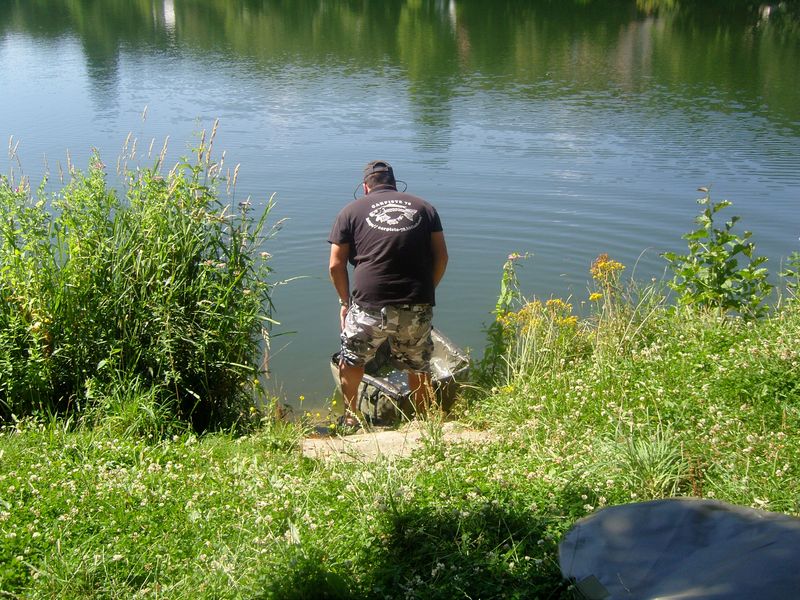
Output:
top-left (431, 231), bottom-right (448, 288)
top-left (329, 242), bottom-right (351, 304)
top-left (329, 242), bottom-right (352, 330)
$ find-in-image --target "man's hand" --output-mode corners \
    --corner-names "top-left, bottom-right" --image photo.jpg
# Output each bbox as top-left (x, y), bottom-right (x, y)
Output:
top-left (339, 304), bottom-right (349, 331)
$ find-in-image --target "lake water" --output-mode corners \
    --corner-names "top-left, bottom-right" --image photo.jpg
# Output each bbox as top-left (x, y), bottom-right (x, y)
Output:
top-left (2, 0), bottom-right (799, 410)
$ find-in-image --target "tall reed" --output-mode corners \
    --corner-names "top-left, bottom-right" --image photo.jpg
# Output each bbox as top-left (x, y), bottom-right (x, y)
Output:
top-left (0, 136), bottom-right (275, 430)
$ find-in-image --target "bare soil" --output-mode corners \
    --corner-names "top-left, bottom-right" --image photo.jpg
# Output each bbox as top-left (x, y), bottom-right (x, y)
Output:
top-left (302, 421), bottom-right (495, 461)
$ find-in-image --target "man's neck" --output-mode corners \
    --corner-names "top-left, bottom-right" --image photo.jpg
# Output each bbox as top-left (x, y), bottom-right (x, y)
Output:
top-left (366, 184), bottom-right (397, 194)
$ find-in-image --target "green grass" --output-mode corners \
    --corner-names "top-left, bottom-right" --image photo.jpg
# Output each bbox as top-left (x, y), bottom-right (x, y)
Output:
top-left (1, 293), bottom-right (798, 598)
top-left (466, 268), bottom-right (800, 510)
top-left (0, 418), bottom-right (569, 599)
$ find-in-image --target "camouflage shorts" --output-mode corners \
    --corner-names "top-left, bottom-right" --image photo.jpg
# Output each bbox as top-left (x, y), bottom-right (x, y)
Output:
top-left (340, 303), bottom-right (434, 372)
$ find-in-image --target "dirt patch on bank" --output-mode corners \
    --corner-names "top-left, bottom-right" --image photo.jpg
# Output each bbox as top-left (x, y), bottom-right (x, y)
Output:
top-left (302, 421), bottom-right (495, 461)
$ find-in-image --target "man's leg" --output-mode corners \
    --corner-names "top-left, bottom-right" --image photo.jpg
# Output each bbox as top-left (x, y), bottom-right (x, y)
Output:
top-left (391, 304), bottom-right (435, 419)
top-left (339, 361), bottom-right (365, 423)
top-left (339, 303), bottom-right (384, 428)
top-left (408, 370), bottom-right (434, 417)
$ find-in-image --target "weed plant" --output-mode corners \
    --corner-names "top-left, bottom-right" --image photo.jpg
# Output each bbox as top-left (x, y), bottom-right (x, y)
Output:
top-left (662, 188), bottom-right (772, 317)
top-left (0, 133), bottom-right (274, 430)
top-left (468, 248), bottom-right (800, 512)
top-left (780, 251), bottom-right (800, 302)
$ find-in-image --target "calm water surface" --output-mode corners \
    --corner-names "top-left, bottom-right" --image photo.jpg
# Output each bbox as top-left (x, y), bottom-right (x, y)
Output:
top-left (2, 0), bottom-right (799, 408)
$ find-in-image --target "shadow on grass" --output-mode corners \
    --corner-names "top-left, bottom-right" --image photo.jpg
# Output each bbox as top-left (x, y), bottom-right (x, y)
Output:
top-left (251, 503), bottom-right (570, 599)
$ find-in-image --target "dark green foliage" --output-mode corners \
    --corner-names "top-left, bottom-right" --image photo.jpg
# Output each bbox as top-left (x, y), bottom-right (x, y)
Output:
top-left (0, 150), bottom-right (273, 430)
top-left (662, 189), bottom-right (773, 317)
top-left (364, 504), bottom-right (566, 599)
top-left (250, 545), bottom-right (353, 600)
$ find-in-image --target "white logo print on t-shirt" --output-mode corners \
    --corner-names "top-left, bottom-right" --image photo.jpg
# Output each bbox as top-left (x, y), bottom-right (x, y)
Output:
top-left (366, 201), bottom-right (421, 232)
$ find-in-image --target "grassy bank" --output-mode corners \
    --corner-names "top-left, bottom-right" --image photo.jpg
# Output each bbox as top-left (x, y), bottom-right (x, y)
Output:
top-left (2, 290), bottom-right (798, 598)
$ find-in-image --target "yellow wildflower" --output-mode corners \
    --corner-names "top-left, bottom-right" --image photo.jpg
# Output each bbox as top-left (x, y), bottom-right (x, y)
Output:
top-left (546, 298), bottom-right (572, 312)
top-left (556, 315), bottom-right (579, 327)
top-left (515, 301), bottom-right (543, 334)
top-left (591, 253), bottom-right (625, 281)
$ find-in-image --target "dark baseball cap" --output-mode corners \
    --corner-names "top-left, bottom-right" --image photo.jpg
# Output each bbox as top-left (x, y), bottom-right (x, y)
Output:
top-left (363, 160), bottom-right (394, 180)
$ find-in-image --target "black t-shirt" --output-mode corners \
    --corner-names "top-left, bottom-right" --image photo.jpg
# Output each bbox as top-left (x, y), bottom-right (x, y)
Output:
top-left (328, 186), bottom-right (443, 309)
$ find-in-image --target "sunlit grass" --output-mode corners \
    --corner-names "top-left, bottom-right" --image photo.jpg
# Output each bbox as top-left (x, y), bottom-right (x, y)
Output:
top-left (2, 284), bottom-right (798, 597)
top-left (466, 256), bottom-right (800, 515)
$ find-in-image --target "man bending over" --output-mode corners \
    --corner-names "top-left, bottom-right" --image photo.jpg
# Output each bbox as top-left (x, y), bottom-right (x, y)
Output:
top-left (328, 160), bottom-right (448, 432)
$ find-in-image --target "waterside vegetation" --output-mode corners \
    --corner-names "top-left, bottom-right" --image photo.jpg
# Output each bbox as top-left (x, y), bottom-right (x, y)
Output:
top-left (1, 181), bottom-right (799, 597)
top-left (0, 130), bottom-right (275, 431)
